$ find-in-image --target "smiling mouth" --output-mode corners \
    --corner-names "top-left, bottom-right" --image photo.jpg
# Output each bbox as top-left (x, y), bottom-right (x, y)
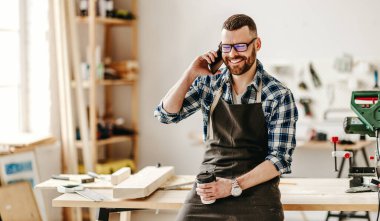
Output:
top-left (229, 58), bottom-right (244, 65)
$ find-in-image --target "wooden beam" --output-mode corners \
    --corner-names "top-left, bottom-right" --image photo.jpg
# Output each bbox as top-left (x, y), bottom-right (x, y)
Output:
top-left (113, 166), bottom-right (174, 199)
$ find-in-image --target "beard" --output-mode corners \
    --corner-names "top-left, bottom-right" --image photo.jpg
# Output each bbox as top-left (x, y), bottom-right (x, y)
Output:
top-left (224, 47), bottom-right (256, 76)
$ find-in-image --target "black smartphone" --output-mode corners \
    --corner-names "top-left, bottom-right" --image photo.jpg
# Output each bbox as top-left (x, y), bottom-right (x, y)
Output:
top-left (208, 48), bottom-right (223, 74)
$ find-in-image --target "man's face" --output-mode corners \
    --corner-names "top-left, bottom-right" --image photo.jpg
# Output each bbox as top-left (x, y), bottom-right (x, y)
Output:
top-left (221, 26), bottom-right (260, 76)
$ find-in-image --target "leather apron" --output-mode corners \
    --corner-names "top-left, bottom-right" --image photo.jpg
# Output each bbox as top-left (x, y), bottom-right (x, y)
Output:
top-left (176, 80), bottom-right (284, 221)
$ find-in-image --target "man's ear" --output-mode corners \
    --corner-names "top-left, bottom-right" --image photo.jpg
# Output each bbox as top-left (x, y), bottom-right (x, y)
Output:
top-left (255, 37), bottom-right (262, 51)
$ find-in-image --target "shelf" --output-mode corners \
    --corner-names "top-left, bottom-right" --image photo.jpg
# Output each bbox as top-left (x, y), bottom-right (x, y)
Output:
top-left (76, 16), bottom-right (134, 26)
top-left (75, 135), bottom-right (133, 148)
top-left (71, 79), bottom-right (136, 88)
top-left (78, 158), bottom-right (137, 174)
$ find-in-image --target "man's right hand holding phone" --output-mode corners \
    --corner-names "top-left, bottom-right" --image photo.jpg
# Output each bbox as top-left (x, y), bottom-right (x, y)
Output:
top-left (186, 50), bottom-right (223, 81)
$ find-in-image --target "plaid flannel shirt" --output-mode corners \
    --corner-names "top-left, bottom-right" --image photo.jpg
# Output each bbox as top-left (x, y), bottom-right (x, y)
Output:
top-left (154, 60), bottom-right (298, 174)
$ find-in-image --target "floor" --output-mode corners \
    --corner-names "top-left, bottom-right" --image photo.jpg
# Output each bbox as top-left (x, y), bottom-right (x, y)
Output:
top-left (108, 210), bottom-right (379, 221)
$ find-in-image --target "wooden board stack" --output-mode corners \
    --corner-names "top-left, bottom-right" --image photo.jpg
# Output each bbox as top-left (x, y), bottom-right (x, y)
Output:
top-left (113, 166), bottom-right (174, 199)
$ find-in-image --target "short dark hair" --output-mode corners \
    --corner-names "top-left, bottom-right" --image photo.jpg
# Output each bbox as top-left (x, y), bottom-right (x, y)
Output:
top-left (222, 14), bottom-right (257, 35)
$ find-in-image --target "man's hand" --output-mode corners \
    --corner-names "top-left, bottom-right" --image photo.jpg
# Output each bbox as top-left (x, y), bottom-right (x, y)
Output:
top-left (196, 177), bottom-right (231, 201)
top-left (161, 50), bottom-right (222, 114)
top-left (186, 50), bottom-right (222, 79)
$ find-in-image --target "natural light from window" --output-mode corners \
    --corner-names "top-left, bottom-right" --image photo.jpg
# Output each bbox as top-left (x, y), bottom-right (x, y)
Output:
top-left (0, 0), bottom-right (21, 133)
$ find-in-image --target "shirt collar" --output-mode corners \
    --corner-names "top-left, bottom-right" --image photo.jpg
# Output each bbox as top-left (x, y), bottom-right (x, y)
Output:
top-left (223, 59), bottom-right (264, 91)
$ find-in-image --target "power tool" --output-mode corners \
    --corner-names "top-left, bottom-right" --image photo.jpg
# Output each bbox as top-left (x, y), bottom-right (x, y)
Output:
top-left (339, 91), bottom-right (380, 189)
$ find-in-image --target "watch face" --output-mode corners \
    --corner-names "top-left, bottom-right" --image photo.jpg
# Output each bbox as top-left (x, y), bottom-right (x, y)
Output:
top-left (232, 186), bottom-right (242, 196)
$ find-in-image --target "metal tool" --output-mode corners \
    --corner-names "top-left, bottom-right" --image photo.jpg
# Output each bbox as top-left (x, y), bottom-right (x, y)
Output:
top-left (57, 184), bottom-right (108, 202)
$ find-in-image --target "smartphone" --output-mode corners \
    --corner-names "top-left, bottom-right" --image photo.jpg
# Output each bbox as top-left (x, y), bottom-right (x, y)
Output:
top-left (208, 48), bottom-right (223, 74)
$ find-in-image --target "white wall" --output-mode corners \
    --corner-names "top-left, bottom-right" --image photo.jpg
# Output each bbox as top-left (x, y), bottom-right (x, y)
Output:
top-left (137, 0), bottom-right (380, 175)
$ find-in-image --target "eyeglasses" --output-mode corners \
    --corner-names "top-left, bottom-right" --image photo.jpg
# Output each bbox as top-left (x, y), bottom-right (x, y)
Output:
top-left (220, 38), bottom-right (257, 53)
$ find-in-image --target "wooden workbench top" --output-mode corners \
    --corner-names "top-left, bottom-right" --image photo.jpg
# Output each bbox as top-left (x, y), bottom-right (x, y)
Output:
top-left (51, 177), bottom-right (379, 211)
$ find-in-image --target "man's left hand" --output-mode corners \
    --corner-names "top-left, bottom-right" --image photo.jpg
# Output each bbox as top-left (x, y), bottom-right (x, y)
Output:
top-left (196, 177), bottom-right (232, 201)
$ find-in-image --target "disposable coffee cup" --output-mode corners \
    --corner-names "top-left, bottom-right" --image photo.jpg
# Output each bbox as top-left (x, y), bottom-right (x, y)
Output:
top-left (196, 171), bottom-right (216, 204)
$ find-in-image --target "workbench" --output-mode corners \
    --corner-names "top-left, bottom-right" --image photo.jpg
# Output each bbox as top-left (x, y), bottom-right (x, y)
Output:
top-left (298, 140), bottom-right (374, 177)
top-left (37, 176), bottom-right (379, 221)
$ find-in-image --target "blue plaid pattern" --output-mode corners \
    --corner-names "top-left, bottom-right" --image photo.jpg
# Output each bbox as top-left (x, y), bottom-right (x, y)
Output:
top-left (154, 60), bottom-right (298, 174)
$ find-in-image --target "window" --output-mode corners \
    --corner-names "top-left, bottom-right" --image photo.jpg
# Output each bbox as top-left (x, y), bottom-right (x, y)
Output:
top-left (0, 0), bottom-right (25, 133)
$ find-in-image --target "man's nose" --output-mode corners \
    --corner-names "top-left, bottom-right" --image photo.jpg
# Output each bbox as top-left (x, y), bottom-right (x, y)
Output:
top-left (228, 47), bottom-right (239, 57)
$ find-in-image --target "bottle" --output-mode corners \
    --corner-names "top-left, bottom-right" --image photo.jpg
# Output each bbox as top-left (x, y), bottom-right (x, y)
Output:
top-left (105, 0), bottom-right (114, 17)
top-left (196, 171), bottom-right (216, 204)
top-left (79, 0), bottom-right (88, 16)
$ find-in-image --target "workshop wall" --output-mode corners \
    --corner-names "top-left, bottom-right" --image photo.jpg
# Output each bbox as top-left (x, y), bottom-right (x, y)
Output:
top-left (137, 0), bottom-right (380, 175)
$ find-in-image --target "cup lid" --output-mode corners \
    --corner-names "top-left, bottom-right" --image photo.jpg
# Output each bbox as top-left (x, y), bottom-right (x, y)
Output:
top-left (196, 171), bottom-right (216, 183)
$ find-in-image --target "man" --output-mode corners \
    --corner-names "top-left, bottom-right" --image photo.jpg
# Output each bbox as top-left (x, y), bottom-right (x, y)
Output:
top-left (154, 14), bottom-right (298, 221)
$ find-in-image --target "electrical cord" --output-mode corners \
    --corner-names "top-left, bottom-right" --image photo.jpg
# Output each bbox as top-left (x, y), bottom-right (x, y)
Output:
top-left (376, 129), bottom-right (380, 221)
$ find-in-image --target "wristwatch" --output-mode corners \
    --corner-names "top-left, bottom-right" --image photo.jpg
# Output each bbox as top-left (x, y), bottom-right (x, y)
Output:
top-left (231, 178), bottom-right (242, 197)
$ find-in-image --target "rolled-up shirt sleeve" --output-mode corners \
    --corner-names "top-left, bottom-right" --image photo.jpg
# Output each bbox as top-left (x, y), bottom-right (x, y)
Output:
top-left (154, 76), bottom-right (204, 124)
top-left (265, 90), bottom-right (298, 174)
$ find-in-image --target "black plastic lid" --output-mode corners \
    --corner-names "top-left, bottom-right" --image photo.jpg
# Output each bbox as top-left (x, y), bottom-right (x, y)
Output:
top-left (196, 171), bottom-right (216, 184)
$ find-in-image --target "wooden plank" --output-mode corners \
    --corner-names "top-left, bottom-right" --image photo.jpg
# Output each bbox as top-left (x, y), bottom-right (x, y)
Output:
top-left (111, 167), bottom-right (131, 185)
top-left (0, 182), bottom-right (42, 221)
top-left (113, 166), bottom-right (174, 199)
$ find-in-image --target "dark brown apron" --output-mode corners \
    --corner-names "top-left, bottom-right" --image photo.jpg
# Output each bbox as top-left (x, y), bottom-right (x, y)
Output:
top-left (176, 80), bottom-right (284, 221)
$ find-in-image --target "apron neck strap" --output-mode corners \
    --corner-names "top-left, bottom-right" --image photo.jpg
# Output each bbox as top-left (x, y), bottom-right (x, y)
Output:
top-left (256, 79), bottom-right (262, 103)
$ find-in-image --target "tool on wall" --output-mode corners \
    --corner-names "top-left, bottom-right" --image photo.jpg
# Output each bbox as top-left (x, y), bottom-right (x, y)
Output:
top-left (309, 63), bottom-right (322, 88)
